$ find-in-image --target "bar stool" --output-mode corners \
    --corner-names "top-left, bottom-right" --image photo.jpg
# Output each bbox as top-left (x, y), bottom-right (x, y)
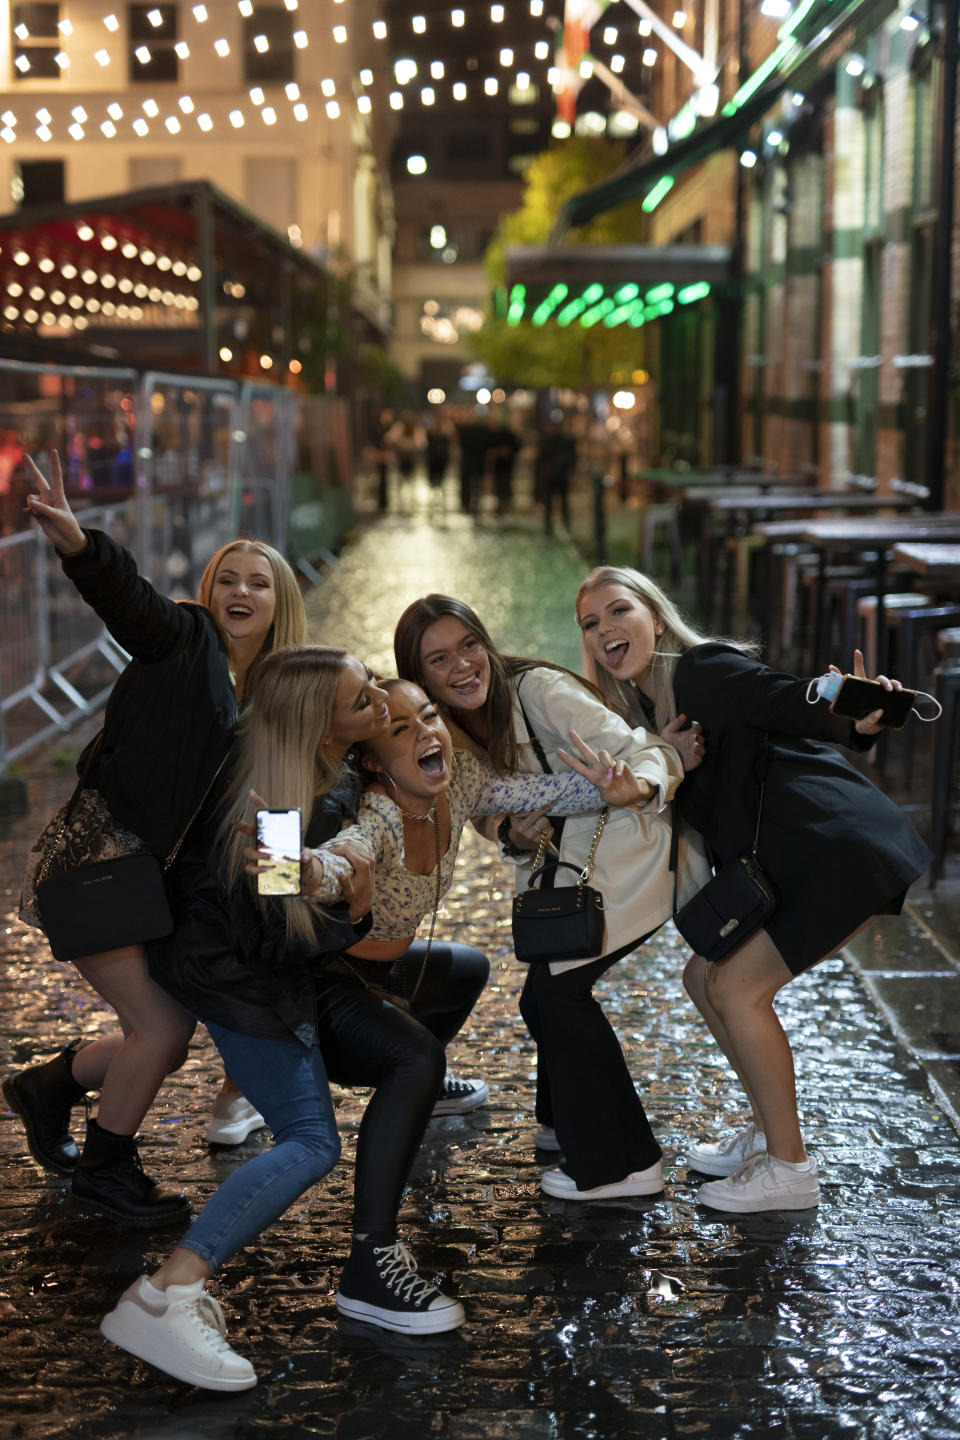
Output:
top-left (640, 502), bottom-right (684, 584)
top-left (930, 660), bottom-right (960, 885)
top-left (856, 593), bottom-right (933, 678)
top-left (884, 604), bottom-right (960, 787)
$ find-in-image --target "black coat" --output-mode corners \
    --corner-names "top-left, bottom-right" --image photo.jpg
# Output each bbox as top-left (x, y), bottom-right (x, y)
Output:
top-left (674, 643), bottom-right (932, 972)
top-left (61, 529), bottom-right (236, 860)
top-left (150, 776), bottom-right (370, 1047)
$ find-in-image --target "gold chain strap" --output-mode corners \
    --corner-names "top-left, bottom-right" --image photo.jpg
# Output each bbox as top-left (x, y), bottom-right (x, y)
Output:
top-left (529, 806), bottom-right (608, 890)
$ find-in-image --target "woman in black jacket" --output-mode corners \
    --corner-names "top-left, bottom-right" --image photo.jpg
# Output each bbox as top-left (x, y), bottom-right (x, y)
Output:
top-left (6, 451), bottom-right (306, 1225)
top-left (576, 565), bottom-right (931, 1216)
top-left (100, 646), bottom-right (464, 1392)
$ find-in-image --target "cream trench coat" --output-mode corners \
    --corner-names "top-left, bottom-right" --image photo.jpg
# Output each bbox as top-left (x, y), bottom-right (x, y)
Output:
top-left (506, 667), bottom-right (711, 974)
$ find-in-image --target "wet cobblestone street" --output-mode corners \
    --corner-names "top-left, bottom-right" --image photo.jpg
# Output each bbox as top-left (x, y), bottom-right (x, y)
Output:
top-left (3, 513), bottom-right (960, 1440)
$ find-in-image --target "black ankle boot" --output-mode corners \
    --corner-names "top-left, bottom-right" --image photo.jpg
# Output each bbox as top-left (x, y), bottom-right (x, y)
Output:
top-left (71, 1118), bottom-right (191, 1228)
top-left (2, 1041), bottom-right (89, 1175)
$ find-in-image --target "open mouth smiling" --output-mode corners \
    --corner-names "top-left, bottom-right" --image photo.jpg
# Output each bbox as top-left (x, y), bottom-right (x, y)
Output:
top-left (417, 742), bottom-right (447, 776)
top-left (226, 604), bottom-right (253, 618)
top-left (604, 639), bottom-right (629, 667)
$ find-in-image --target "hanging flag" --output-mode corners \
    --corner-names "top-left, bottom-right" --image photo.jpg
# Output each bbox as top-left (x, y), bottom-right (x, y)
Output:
top-left (556, 0), bottom-right (613, 125)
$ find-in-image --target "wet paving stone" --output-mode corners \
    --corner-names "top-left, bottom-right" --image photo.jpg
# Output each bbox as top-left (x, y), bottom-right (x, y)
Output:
top-left (2, 514), bottom-right (960, 1438)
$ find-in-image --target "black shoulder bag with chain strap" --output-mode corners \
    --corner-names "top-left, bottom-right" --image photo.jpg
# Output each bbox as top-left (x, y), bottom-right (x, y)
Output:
top-left (510, 680), bottom-right (608, 963)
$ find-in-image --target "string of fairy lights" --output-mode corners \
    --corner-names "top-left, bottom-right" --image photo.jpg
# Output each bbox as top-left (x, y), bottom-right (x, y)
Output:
top-left (1, 1), bottom-right (687, 148)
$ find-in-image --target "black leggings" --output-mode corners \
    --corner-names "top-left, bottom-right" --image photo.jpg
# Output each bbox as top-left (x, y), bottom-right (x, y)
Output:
top-left (518, 937), bottom-right (662, 1190)
top-left (314, 941), bottom-right (488, 1235)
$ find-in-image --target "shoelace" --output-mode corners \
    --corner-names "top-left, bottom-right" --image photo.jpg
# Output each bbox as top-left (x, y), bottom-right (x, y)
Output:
top-left (374, 1242), bottom-right (439, 1308)
top-left (718, 1122), bottom-right (759, 1155)
top-left (728, 1151), bottom-right (776, 1185)
top-left (183, 1291), bottom-right (232, 1350)
top-left (442, 1077), bottom-right (475, 1098)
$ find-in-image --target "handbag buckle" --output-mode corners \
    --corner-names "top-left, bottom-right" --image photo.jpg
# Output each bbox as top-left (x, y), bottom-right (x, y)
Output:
top-left (719, 918), bottom-right (740, 937)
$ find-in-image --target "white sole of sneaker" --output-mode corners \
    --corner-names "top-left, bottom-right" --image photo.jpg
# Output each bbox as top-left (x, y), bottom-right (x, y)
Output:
top-left (335, 1291), bottom-right (466, 1335)
top-left (697, 1187), bottom-right (820, 1214)
top-left (430, 1083), bottom-right (490, 1117)
top-left (100, 1306), bottom-right (257, 1391)
top-left (686, 1151), bottom-right (763, 1178)
top-left (540, 1172), bottom-right (664, 1200)
top-left (205, 1117), bottom-right (267, 1146)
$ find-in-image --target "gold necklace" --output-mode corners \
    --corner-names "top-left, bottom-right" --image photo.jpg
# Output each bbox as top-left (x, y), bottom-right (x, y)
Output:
top-left (394, 799), bottom-right (438, 823)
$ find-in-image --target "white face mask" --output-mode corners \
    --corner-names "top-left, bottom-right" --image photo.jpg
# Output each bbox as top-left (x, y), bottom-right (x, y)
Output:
top-left (805, 671), bottom-right (942, 721)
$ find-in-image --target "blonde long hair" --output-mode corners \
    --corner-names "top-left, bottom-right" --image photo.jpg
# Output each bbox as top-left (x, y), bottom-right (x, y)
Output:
top-left (198, 540), bottom-right (306, 696)
top-left (575, 566), bottom-right (755, 732)
top-left (219, 645), bottom-right (348, 942)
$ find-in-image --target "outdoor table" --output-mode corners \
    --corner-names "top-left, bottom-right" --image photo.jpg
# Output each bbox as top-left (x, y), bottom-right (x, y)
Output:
top-left (801, 516), bottom-right (960, 672)
top-left (891, 542), bottom-right (960, 583)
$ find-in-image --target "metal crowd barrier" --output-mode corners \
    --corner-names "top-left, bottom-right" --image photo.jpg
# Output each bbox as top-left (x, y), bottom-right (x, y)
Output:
top-left (0, 359), bottom-right (319, 773)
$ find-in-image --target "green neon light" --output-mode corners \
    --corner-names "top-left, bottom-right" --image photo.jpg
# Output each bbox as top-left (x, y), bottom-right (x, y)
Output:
top-left (580, 297), bottom-right (616, 328)
top-left (642, 176), bottom-right (674, 212)
top-left (645, 283), bottom-right (675, 303)
top-left (602, 303), bottom-right (635, 327)
top-left (721, 37), bottom-right (797, 115)
top-left (670, 98), bottom-right (698, 142)
top-left (615, 283), bottom-right (639, 302)
top-left (582, 283), bottom-right (604, 304)
top-left (557, 296), bottom-right (587, 326)
top-left (507, 282), bottom-right (526, 327)
top-left (531, 282), bottom-right (569, 327)
top-left (678, 282), bottom-right (711, 304)
top-left (628, 312), bottom-right (645, 328)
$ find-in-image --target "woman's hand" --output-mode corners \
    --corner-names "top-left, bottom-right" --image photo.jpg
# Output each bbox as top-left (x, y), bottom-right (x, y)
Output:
top-left (505, 804), bottom-right (555, 852)
top-left (327, 839), bottom-right (375, 920)
top-left (660, 714), bottom-right (704, 773)
top-left (556, 729), bottom-right (655, 807)
top-left (23, 451), bottom-right (87, 556)
top-left (829, 648), bottom-right (901, 735)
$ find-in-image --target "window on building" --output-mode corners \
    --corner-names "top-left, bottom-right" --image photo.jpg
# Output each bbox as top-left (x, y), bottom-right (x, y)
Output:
top-left (128, 4), bottom-right (179, 84)
top-left (11, 2), bottom-right (61, 81)
top-left (243, 10), bottom-right (294, 84)
top-left (17, 158), bottom-right (64, 206)
top-left (905, 55), bottom-right (939, 484)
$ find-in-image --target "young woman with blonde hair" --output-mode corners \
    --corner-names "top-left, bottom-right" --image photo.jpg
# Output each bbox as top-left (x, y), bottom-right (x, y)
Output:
top-left (6, 452), bottom-right (306, 1225)
top-left (576, 564), bottom-right (931, 1214)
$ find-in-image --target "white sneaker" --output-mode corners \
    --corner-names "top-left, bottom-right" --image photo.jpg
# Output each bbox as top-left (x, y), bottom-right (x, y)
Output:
top-left (206, 1096), bottom-right (267, 1146)
top-left (540, 1161), bottom-right (664, 1200)
top-left (534, 1124), bottom-right (562, 1153)
top-left (697, 1153), bottom-right (820, 1213)
top-left (100, 1276), bottom-right (257, 1391)
top-left (430, 1075), bottom-right (489, 1117)
top-left (686, 1122), bottom-right (766, 1177)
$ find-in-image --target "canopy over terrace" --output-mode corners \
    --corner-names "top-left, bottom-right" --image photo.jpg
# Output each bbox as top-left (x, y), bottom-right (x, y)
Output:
top-left (0, 179), bottom-right (335, 377)
top-left (503, 244), bottom-right (733, 328)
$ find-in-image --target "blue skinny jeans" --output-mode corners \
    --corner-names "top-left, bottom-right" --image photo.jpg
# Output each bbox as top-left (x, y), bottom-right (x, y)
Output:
top-left (179, 1023), bottom-right (340, 1274)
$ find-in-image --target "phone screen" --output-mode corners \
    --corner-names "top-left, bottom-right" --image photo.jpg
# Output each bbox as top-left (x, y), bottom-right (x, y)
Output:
top-left (830, 676), bottom-right (915, 729)
top-left (256, 809), bottom-right (302, 896)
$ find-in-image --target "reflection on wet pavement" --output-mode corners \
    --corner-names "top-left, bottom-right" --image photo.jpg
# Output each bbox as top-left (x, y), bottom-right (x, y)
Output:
top-left (2, 515), bottom-right (960, 1439)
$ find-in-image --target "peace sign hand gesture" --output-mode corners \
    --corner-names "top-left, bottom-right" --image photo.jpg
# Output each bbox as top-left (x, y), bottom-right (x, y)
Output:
top-left (23, 450), bottom-right (87, 556)
top-left (556, 729), bottom-right (655, 808)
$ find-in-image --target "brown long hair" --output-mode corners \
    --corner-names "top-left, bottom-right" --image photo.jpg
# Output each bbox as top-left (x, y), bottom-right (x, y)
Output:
top-left (394, 594), bottom-right (603, 772)
top-left (219, 645), bottom-right (348, 942)
top-left (198, 539), bottom-right (306, 697)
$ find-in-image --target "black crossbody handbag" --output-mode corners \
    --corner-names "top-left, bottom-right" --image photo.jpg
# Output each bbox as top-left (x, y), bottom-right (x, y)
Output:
top-left (36, 735), bottom-right (222, 962)
top-left (509, 686), bottom-right (608, 963)
top-left (670, 751), bottom-right (777, 964)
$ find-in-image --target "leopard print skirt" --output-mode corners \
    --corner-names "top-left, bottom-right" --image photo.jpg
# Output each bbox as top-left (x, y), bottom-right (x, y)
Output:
top-left (19, 789), bottom-right (149, 930)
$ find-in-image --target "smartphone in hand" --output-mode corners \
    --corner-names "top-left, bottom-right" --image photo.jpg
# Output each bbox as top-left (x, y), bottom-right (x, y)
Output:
top-left (255, 809), bottom-right (302, 895)
top-left (829, 676), bottom-right (916, 729)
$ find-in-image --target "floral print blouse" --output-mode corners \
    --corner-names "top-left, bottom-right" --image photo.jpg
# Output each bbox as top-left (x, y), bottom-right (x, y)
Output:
top-left (310, 749), bottom-right (602, 941)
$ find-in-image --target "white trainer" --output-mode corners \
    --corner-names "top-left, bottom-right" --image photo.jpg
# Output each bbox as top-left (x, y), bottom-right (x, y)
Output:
top-left (534, 1124), bottom-right (562, 1152)
top-left (100, 1276), bottom-right (257, 1391)
top-left (206, 1096), bottom-right (267, 1146)
top-left (430, 1075), bottom-right (489, 1117)
top-left (697, 1152), bottom-right (820, 1213)
top-left (686, 1122), bottom-right (767, 1177)
top-left (540, 1160), bottom-right (664, 1200)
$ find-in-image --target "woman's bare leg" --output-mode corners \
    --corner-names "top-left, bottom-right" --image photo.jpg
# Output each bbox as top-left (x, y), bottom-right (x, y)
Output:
top-left (683, 954), bottom-right (764, 1127)
top-left (702, 931), bottom-right (804, 1162)
top-left (70, 1031), bottom-right (127, 1092)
